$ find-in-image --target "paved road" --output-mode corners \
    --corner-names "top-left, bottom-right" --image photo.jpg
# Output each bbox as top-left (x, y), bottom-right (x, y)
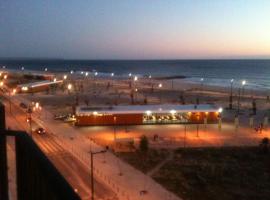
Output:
top-left (1, 95), bottom-right (117, 200)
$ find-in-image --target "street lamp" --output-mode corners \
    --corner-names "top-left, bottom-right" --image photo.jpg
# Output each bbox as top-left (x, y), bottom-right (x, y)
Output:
top-left (199, 78), bottom-right (204, 104)
top-left (134, 76), bottom-right (138, 81)
top-left (158, 83), bottom-right (163, 103)
top-left (21, 66), bottom-right (24, 71)
top-left (67, 83), bottom-right (72, 94)
top-left (27, 107), bottom-right (33, 137)
top-left (44, 68), bottom-right (48, 72)
top-left (63, 75), bottom-right (67, 80)
top-left (12, 89), bottom-right (16, 95)
top-left (4, 75), bottom-right (7, 80)
top-left (113, 116), bottom-right (117, 141)
top-left (229, 79), bottom-right (234, 109)
top-left (237, 80), bottom-right (246, 114)
top-left (90, 148), bottom-right (108, 200)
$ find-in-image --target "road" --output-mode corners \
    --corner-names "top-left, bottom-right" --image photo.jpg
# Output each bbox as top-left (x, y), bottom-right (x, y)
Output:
top-left (1, 95), bottom-right (117, 200)
top-left (2, 88), bottom-right (182, 200)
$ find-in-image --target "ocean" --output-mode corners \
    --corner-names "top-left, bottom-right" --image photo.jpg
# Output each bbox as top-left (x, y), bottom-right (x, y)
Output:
top-left (1, 59), bottom-right (270, 90)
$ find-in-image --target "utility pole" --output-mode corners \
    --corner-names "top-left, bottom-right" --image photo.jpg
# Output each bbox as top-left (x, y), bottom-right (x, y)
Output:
top-left (27, 107), bottom-right (33, 137)
top-left (90, 148), bottom-right (108, 200)
top-left (229, 79), bottom-right (234, 109)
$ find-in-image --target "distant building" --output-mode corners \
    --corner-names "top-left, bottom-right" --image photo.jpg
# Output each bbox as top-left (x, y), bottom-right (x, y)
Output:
top-left (75, 104), bottom-right (222, 126)
top-left (16, 80), bottom-right (63, 93)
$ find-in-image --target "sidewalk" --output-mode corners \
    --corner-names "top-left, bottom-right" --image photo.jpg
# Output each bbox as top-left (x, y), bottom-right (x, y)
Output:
top-left (10, 94), bottom-right (181, 200)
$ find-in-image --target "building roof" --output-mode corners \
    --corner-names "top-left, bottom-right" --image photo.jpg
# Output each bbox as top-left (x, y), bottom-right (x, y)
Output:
top-left (17, 80), bottom-right (63, 89)
top-left (76, 104), bottom-right (221, 115)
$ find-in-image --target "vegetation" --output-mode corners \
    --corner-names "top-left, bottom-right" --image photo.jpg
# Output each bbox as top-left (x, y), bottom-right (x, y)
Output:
top-left (117, 148), bottom-right (168, 173)
top-left (153, 146), bottom-right (270, 200)
top-left (139, 135), bottom-right (149, 154)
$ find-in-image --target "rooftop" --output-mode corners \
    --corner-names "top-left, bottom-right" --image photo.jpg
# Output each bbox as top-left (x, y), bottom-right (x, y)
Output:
top-left (17, 80), bottom-right (63, 88)
top-left (76, 104), bottom-right (221, 115)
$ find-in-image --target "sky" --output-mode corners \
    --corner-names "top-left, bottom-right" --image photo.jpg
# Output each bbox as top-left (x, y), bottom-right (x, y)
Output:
top-left (0, 0), bottom-right (270, 59)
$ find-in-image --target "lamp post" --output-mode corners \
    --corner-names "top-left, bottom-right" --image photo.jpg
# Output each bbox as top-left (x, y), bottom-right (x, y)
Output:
top-left (111, 72), bottom-right (114, 87)
top-left (113, 116), bottom-right (117, 141)
top-left (184, 124), bottom-right (187, 148)
top-left (237, 80), bottom-right (246, 115)
top-left (94, 72), bottom-right (98, 91)
top-left (198, 78), bottom-right (204, 104)
top-left (67, 83), bottom-right (72, 94)
top-left (27, 107), bottom-right (33, 137)
top-left (158, 83), bottom-right (162, 103)
top-left (229, 79), bottom-right (234, 109)
top-left (90, 148), bottom-right (108, 200)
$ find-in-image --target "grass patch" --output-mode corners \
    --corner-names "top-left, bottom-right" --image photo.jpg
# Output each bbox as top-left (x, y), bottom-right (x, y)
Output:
top-left (117, 149), bottom-right (169, 173)
top-left (153, 147), bottom-right (270, 200)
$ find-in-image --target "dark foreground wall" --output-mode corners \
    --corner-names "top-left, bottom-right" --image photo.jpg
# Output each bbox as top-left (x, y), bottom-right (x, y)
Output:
top-left (0, 102), bottom-right (81, 200)
top-left (0, 103), bottom-right (8, 200)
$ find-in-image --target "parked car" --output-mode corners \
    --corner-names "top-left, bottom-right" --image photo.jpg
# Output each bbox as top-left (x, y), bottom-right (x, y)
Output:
top-left (35, 127), bottom-right (46, 135)
top-left (54, 114), bottom-right (66, 120)
top-left (64, 114), bottom-right (76, 122)
top-left (19, 102), bottom-right (27, 109)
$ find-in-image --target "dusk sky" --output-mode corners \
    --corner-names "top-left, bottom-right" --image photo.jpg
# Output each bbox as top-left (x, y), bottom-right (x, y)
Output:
top-left (1, 0), bottom-right (270, 59)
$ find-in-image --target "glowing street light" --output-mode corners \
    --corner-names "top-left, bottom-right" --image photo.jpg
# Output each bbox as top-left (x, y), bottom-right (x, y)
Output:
top-left (22, 86), bottom-right (28, 91)
top-left (67, 83), bottom-right (72, 90)
top-left (70, 70), bottom-right (74, 74)
top-left (12, 89), bottom-right (17, 95)
top-left (229, 79), bottom-right (234, 109)
top-left (218, 107), bottom-right (223, 113)
top-left (128, 73), bottom-right (132, 77)
top-left (4, 75), bottom-right (8, 79)
top-left (158, 83), bottom-right (162, 88)
top-left (170, 110), bottom-right (176, 115)
top-left (0, 81), bottom-right (3, 87)
top-left (145, 110), bottom-right (152, 116)
top-left (44, 68), bottom-right (48, 72)
top-left (2, 66), bottom-right (6, 69)
top-left (237, 80), bottom-right (247, 114)
top-left (63, 75), bottom-right (67, 80)
top-left (35, 102), bottom-right (40, 109)
top-left (94, 72), bottom-right (98, 76)
top-left (85, 72), bottom-right (89, 76)
top-left (111, 72), bottom-right (114, 77)
top-left (21, 66), bottom-right (24, 71)
top-left (53, 78), bottom-right (57, 82)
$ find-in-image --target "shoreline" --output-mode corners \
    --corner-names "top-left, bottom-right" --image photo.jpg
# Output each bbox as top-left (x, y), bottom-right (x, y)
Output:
top-left (2, 67), bottom-right (270, 96)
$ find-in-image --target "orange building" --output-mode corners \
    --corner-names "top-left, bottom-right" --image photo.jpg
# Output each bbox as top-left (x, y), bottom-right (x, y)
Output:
top-left (75, 104), bottom-right (222, 126)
